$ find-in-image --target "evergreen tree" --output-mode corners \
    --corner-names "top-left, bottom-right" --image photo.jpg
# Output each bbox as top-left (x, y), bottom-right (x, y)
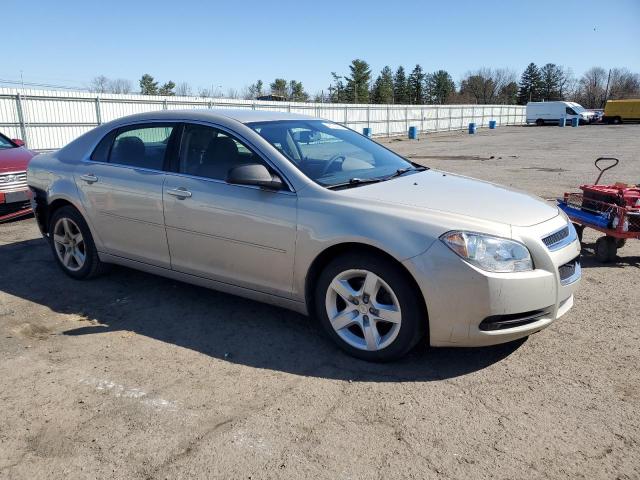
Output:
top-left (517, 63), bottom-right (543, 104)
top-left (139, 74), bottom-right (158, 95)
top-left (371, 66), bottom-right (394, 104)
top-left (425, 70), bottom-right (455, 104)
top-left (288, 80), bottom-right (308, 101)
top-left (270, 78), bottom-right (288, 97)
top-left (345, 59), bottom-right (371, 103)
top-left (498, 81), bottom-right (518, 104)
top-left (158, 81), bottom-right (176, 96)
top-left (329, 72), bottom-right (347, 102)
top-left (248, 80), bottom-right (264, 98)
top-left (393, 66), bottom-right (410, 104)
top-left (407, 64), bottom-right (426, 104)
top-left (540, 63), bottom-right (564, 101)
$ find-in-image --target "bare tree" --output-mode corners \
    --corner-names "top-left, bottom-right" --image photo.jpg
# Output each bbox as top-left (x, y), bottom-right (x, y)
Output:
top-left (90, 75), bottom-right (110, 93)
top-left (460, 68), bottom-right (516, 104)
top-left (577, 67), bottom-right (608, 108)
top-left (109, 78), bottom-right (132, 94)
top-left (559, 67), bottom-right (578, 100)
top-left (226, 88), bottom-right (240, 99)
top-left (175, 82), bottom-right (192, 97)
top-left (198, 88), bottom-right (212, 98)
top-left (607, 68), bottom-right (640, 100)
top-left (240, 86), bottom-right (255, 100)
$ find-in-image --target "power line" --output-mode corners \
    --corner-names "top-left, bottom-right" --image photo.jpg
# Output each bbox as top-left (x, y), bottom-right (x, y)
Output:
top-left (0, 78), bottom-right (89, 91)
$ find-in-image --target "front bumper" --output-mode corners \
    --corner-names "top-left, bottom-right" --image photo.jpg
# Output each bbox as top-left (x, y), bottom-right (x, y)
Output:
top-left (0, 189), bottom-right (32, 222)
top-left (404, 215), bottom-right (581, 347)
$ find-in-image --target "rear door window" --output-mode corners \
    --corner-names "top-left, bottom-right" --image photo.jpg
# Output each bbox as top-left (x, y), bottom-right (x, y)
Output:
top-left (93, 124), bottom-right (176, 170)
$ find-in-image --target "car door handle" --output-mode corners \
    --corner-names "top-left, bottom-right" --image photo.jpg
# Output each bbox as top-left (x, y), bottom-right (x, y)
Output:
top-left (166, 188), bottom-right (192, 199)
top-left (80, 174), bottom-right (98, 184)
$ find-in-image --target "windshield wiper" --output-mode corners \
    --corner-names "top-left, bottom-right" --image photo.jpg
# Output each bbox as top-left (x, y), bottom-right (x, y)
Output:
top-left (326, 177), bottom-right (384, 190)
top-left (382, 166), bottom-right (427, 180)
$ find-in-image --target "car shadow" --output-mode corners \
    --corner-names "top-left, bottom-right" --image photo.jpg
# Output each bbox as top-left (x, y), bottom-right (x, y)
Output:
top-left (0, 236), bottom-right (525, 382)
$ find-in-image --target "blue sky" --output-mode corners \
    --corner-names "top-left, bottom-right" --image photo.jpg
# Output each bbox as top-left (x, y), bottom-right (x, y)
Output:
top-left (4, 0), bottom-right (639, 94)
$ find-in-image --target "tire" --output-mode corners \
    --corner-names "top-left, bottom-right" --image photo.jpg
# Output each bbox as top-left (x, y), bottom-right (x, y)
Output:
top-left (536, 119), bottom-right (544, 127)
top-left (49, 205), bottom-right (108, 279)
top-left (314, 252), bottom-right (425, 362)
top-left (612, 117), bottom-right (621, 125)
top-left (572, 223), bottom-right (584, 243)
top-left (616, 238), bottom-right (626, 249)
top-left (595, 236), bottom-right (617, 263)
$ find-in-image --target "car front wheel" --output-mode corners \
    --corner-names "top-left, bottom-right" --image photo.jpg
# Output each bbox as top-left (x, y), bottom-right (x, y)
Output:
top-left (315, 253), bottom-right (425, 361)
top-left (49, 206), bottom-right (107, 279)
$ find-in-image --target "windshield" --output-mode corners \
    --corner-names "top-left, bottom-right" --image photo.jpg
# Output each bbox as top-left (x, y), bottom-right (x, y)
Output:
top-left (0, 134), bottom-right (15, 149)
top-left (570, 103), bottom-right (586, 113)
top-left (247, 120), bottom-right (418, 188)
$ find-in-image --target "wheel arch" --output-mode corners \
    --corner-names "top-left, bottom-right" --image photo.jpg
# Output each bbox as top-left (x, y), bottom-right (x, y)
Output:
top-left (304, 242), bottom-right (429, 332)
top-left (43, 196), bottom-right (82, 234)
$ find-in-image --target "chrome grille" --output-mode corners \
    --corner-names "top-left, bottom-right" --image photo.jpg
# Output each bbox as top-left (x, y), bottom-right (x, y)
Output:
top-left (0, 171), bottom-right (27, 193)
top-left (542, 226), bottom-right (570, 249)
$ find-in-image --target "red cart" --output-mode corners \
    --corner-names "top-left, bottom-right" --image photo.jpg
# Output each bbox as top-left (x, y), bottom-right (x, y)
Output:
top-left (557, 158), bottom-right (640, 263)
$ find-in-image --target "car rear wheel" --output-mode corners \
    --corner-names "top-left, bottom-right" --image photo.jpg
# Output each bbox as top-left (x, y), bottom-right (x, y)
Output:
top-left (536, 119), bottom-right (544, 126)
top-left (49, 206), bottom-right (107, 279)
top-left (315, 253), bottom-right (425, 361)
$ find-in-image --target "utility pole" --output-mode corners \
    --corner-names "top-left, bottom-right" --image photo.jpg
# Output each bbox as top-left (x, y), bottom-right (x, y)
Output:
top-left (603, 68), bottom-right (612, 108)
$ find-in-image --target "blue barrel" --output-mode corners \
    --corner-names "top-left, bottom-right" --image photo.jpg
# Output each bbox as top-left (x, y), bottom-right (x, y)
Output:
top-left (408, 126), bottom-right (418, 139)
top-left (489, 120), bottom-right (496, 129)
top-left (468, 122), bottom-right (476, 134)
top-left (558, 117), bottom-right (566, 127)
top-left (362, 127), bottom-right (372, 137)
top-left (571, 117), bottom-right (579, 127)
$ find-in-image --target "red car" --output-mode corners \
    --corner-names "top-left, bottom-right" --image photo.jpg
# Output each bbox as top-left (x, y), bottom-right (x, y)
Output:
top-left (0, 133), bottom-right (36, 222)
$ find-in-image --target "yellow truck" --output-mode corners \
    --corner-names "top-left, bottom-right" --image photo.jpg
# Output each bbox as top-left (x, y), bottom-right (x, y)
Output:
top-left (603, 99), bottom-right (640, 124)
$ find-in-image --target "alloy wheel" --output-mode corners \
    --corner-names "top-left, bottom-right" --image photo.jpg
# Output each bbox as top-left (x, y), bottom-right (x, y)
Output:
top-left (325, 269), bottom-right (402, 351)
top-left (53, 217), bottom-right (86, 272)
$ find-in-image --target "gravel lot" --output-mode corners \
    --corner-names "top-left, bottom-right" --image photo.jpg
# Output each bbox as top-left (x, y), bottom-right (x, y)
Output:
top-left (1, 124), bottom-right (639, 479)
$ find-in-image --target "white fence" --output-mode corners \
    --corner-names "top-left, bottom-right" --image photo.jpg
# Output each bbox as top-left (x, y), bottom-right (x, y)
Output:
top-left (0, 87), bottom-right (526, 151)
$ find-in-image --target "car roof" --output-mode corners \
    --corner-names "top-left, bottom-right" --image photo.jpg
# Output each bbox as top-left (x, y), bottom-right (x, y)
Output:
top-left (108, 108), bottom-right (316, 125)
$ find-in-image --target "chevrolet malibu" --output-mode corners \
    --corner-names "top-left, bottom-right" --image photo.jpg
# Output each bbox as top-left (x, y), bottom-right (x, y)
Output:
top-left (27, 110), bottom-right (581, 361)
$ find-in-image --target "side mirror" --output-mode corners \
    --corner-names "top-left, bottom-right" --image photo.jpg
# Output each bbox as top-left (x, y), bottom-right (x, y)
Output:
top-left (12, 139), bottom-right (25, 147)
top-left (226, 163), bottom-right (284, 190)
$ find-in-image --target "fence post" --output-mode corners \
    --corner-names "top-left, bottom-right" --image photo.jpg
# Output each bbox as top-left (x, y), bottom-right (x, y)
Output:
top-left (95, 96), bottom-right (102, 125)
top-left (367, 104), bottom-right (371, 130)
top-left (435, 106), bottom-right (439, 132)
top-left (162, 99), bottom-right (168, 110)
top-left (344, 105), bottom-right (348, 126)
top-left (448, 106), bottom-right (452, 131)
top-left (15, 93), bottom-right (28, 147)
top-left (420, 107), bottom-right (424, 134)
top-left (386, 105), bottom-right (390, 137)
top-left (405, 106), bottom-right (409, 134)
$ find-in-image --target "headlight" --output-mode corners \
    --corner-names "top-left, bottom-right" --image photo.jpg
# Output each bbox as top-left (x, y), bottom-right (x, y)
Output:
top-left (440, 231), bottom-right (533, 273)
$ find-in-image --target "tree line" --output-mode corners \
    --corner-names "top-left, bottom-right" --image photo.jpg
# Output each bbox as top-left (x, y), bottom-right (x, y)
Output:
top-left (89, 61), bottom-right (640, 108)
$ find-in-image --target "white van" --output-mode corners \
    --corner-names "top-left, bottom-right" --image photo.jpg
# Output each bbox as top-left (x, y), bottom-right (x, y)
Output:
top-left (526, 101), bottom-right (595, 126)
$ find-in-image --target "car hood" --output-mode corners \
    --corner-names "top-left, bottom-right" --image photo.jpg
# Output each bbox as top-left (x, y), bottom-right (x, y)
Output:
top-left (0, 147), bottom-right (35, 173)
top-left (341, 169), bottom-right (559, 227)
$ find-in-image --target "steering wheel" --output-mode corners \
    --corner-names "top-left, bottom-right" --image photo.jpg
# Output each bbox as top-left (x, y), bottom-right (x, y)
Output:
top-left (320, 154), bottom-right (346, 176)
